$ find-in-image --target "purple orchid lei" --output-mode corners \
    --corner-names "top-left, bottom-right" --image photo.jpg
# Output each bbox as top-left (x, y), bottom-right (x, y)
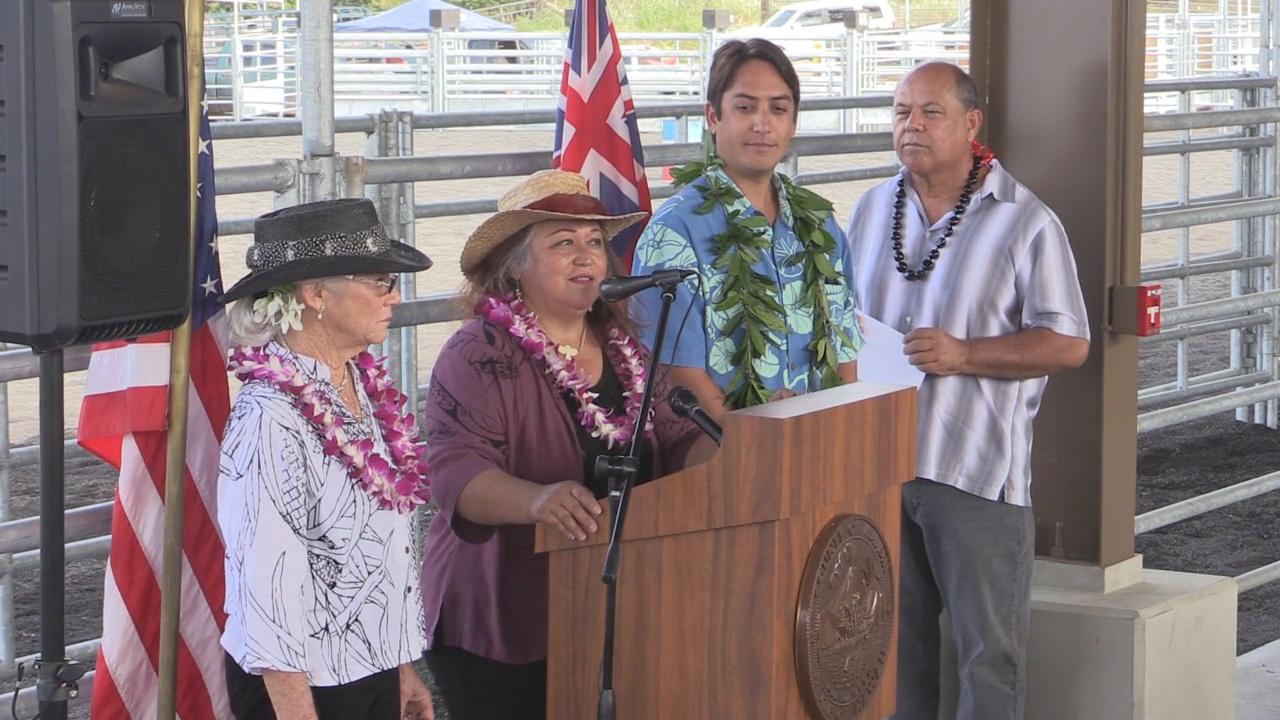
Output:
top-left (478, 292), bottom-right (652, 449)
top-left (227, 344), bottom-right (430, 513)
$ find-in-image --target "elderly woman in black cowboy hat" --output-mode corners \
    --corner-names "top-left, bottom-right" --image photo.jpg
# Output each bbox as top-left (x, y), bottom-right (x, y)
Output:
top-left (417, 170), bottom-right (714, 719)
top-left (217, 198), bottom-right (435, 720)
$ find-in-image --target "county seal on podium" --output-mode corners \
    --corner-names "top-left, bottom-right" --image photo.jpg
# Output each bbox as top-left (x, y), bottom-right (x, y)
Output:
top-left (795, 514), bottom-right (895, 719)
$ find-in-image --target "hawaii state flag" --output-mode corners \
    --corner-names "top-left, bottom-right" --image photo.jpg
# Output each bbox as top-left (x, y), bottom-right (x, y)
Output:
top-left (76, 108), bottom-right (231, 720)
top-left (552, 0), bottom-right (652, 269)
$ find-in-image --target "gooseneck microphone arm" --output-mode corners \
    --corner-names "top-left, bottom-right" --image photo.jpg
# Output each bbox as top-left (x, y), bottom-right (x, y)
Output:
top-left (594, 274), bottom-right (683, 720)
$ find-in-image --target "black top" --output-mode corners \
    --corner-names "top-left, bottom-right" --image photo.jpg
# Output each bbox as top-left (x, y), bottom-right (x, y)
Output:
top-left (564, 358), bottom-right (655, 499)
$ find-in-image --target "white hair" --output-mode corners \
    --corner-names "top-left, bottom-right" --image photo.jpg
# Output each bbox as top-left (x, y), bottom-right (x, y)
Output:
top-left (226, 295), bottom-right (285, 347)
top-left (225, 279), bottom-right (347, 347)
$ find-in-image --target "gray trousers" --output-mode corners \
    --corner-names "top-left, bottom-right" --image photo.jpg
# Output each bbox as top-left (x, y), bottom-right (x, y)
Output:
top-left (892, 478), bottom-right (1035, 720)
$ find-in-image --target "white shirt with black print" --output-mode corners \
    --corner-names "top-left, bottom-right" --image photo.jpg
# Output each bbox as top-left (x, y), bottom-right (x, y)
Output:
top-left (218, 342), bottom-right (425, 686)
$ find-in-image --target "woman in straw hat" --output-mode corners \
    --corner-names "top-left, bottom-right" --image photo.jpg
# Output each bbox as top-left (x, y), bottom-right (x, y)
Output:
top-left (418, 170), bottom-right (714, 718)
top-left (217, 198), bottom-right (435, 720)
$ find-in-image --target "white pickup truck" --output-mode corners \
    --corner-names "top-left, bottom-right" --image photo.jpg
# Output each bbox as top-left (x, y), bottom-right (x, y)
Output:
top-left (728, 0), bottom-right (897, 36)
top-left (723, 0), bottom-right (897, 61)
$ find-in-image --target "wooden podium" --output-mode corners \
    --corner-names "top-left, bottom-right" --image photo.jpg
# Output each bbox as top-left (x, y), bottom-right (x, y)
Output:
top-left (537, 382), bottom-right (917, 719)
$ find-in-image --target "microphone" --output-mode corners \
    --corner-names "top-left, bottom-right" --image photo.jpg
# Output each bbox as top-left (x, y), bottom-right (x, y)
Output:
top-left (668, 386), bottom-right (723, 446)
top-left (599, 269), bottom-right (696, 302)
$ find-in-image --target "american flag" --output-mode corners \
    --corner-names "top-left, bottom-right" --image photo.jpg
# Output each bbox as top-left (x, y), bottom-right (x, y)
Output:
top-left (552, 0), bottom-right (652, 268)
top-left (77, 108), bottom-right (231, 719)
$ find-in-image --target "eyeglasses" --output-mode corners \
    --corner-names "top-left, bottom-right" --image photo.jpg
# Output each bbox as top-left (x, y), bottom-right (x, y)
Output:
top-left (343, 274), bottom-right (399, 296)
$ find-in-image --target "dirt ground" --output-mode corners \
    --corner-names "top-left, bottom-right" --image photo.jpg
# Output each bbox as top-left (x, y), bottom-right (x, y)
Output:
top-left (3, 125), bottom-right (1277, 718)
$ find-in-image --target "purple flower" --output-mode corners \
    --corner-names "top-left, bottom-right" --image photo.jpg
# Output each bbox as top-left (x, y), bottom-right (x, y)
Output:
top-left (366, 452), bottom-right (392, 477)
top-left (320, 434), bottom-right (343, 455)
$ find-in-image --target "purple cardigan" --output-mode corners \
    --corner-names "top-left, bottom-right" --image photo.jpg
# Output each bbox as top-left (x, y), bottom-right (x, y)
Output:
top-left (419, 317), bottom-right (702, 664)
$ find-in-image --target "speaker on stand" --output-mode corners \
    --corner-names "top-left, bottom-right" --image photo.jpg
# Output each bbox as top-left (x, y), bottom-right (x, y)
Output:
top-left (0, 1), bottom-right (190, 717)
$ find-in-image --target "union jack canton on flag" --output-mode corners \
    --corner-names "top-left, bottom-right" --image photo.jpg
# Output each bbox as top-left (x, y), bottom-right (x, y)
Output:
top-left (552, 0), bottom-right (653, 269)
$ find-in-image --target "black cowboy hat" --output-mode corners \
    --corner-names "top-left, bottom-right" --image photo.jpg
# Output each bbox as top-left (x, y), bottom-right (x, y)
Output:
top-left (222, 198), bottom-right (432, 303)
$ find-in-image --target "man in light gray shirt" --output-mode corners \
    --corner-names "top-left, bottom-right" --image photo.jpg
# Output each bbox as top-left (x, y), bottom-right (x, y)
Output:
top-left (845, 62), bottom-right (1091, 720)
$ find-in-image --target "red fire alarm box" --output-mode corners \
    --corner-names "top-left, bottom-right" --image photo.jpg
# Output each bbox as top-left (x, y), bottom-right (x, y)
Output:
top-left (1138, 284), bottom-right (1161, 335)
top-left (1111, 283), bottom-right (1162, 336)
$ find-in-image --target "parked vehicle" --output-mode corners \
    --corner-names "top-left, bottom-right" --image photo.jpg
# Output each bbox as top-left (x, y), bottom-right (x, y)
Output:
top-left (333, 5), bottom-right (370, 22)
top-left (620, 44), bottom-right (700, 99)
top-left (724, 0), bottom-right (897, 61)
top-left (727, 0), bottom-right (897, 36)
top-left (204, 37), bottom-right (296, 113)
top-left (901, 9), bottom-right (969, 54)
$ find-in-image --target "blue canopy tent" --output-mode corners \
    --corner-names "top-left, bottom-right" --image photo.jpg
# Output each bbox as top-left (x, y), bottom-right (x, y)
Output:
top-left (334, 0), bottom-right (516, 33)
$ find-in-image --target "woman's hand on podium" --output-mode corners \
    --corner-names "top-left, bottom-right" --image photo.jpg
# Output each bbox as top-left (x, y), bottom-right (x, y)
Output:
top-left (530, 481), bottom-right (603, 541)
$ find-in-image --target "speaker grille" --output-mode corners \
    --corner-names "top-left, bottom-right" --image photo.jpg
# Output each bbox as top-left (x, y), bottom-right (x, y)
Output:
top-left (77, 114), bottom-right (189, 322)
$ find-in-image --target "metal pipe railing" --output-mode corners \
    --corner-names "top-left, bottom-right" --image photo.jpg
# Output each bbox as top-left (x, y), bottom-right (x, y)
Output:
top-left (0, 346), bottom-right (92, 384)
top-left (1237, 559), bottom-right (1280, 593)
top-left (1160, 288), bottom-right (1280, 326)
top-left (1142, 196), bottom-right (1280, 232)
top-left (1144, 134), bottom-right (1274, 157)
top-left (0, 501), bottom-right (113, 555)
top-left (1138, 369), bottom-right (1273, 409)
top-left (1144, 75), bottom-right (1277, 92)
top-left (1139, 312), bottom-right (1272, 343)
top-left (1137, 380), bottom-right (1280, 432)
top-left (1144, 105), bottom-right (1280, 132)
top-left (1140, 254), bottom-right (1273, 282)
top-left (7, 535), bottom-right (114, 575)
top-left (1141, 366), bottom-right (1247, 396)
top-left (1136, 469), bottom-right (1280, 533)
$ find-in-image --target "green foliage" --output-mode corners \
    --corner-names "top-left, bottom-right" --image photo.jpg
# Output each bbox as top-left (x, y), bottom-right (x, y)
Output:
top-left (891, 0), bottom-right (962, 27)
top-left (326, 0), bottom-right (410, 11)
top-left (670, 131), bottom-right (849, 409)
top-left (515, 10), bottom-right (571, 32)
top-left (450, 0), bottom-right (523, 9)
top-left (516, 0), bottom-right (767, 33)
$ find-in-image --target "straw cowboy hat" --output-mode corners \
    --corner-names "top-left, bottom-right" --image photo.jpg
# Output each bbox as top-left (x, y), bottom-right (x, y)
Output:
top-left (460, 169), bottom-right (648, 279)
top-left (223, 198), bottom-right (432, 302)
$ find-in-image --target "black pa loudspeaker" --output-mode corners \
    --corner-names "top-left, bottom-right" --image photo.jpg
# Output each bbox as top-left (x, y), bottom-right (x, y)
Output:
top-left (0, 0), bottom-right (191, 352)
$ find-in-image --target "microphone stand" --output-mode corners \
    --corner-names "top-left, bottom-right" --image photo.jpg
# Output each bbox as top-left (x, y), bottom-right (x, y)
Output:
top-left (594, 279), bottom-right (680, 720)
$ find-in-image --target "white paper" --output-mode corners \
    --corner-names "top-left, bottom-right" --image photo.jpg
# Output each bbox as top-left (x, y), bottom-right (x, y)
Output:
top-left (855, 310), bottom-right (926, 388)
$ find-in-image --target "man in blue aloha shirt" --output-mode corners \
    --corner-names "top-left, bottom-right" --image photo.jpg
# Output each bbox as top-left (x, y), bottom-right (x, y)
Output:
top-left (631, 38), bottom-right (863, 421)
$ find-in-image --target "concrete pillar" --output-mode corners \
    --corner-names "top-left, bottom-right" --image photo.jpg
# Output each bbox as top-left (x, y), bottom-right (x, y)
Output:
top-left (958, 4), bottom-right (1239, 717)
top-left (971, 0), bottom-right (1144, 567)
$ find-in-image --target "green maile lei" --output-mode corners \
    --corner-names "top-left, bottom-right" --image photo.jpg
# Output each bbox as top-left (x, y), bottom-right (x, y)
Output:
top-left (669, 132), bottom-right (853, 410)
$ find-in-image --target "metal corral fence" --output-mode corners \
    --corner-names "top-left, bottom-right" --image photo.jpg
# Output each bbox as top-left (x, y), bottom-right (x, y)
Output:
top-left (1, 72), bottom-right (1279, 711)
top-left (201, 10), bottom-right (1263, 120)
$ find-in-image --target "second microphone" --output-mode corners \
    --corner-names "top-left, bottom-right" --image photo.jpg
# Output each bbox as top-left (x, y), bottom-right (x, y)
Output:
top-left (599, 268), bottom-right (697, 302)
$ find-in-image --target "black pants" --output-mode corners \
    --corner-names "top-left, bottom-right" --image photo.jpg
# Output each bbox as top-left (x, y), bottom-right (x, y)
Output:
top-left (423, 642), bottom-right (547, 720)
top-left (224, 654), bottom-right (400, 720)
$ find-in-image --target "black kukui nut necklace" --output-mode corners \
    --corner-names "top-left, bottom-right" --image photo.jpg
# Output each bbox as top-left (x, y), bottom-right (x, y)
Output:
top-left (891, 154), bottom-right (982, 281)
